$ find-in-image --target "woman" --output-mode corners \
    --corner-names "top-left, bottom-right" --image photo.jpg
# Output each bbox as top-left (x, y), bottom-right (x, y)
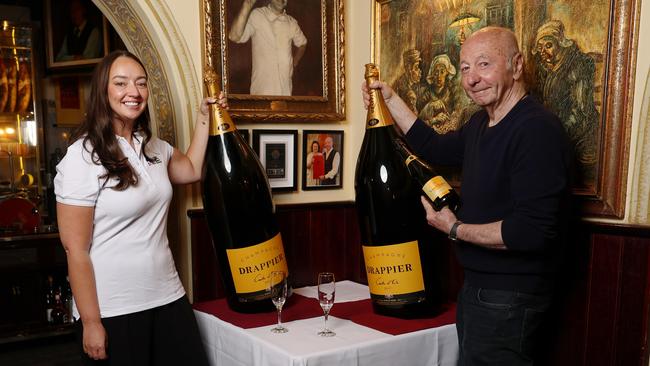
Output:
top-left (54, 50), bottom-right (225, 365)
top-left (305, 140), bottom-right (322, 186)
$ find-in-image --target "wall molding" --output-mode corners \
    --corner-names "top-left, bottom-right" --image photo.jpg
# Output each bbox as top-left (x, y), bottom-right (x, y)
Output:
top-left (630, 68), bottom-right (650, 223)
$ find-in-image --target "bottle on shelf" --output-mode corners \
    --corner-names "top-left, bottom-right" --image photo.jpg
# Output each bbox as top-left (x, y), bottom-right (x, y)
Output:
top-left (392, 139), bottom-right (460, 212)
top-left (44, 275), bottom-right (55, 324)
top-left (63, 276), bottom-right (74, 323)
top-left (50, 287), bottom-right (69, 325)
top-left (201, 70), bottom-right (289, 313)
top-left (355, 63), bottom-right (443, 318)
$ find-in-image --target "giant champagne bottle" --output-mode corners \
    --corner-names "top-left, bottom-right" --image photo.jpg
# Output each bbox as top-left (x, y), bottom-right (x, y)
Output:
top-left (393, 139), bottom-right (460, 212)
top-left (202, 70), bottom-right (289, 313)
top-left (355, 64), bottom-right (442, 318)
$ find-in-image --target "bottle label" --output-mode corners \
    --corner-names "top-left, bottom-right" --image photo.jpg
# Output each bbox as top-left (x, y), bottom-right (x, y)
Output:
top-left (362, 241), bottom-right (425, 297)
top-left (405, 154), bottom-right (419, 166)
top-left (213, 122), bottom-right (236, 135)
top-left (423, 175), bottom-right (452, 200)
top-left (226, 233), bottom-right (288, 294)
top-left (210, 107), bottom-right (236, 136)
top-left (366, 90), bottom-right (395, 129)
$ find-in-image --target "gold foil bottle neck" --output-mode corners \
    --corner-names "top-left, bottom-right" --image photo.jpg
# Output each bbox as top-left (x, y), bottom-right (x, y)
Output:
top-left (203, 69), bottom-right (236, 136)
top-left (364, 63), bottom-right (394, 129)
top-left (364, 63), bottom-right (380, 83)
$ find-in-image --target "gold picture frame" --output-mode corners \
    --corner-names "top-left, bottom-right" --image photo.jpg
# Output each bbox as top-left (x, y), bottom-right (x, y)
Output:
top-left (372, 0), bottom-right (640, 218)
top-left (202, 0), bottom-right (345, 121)
top-left (45, 0), bottom-right (110, 69)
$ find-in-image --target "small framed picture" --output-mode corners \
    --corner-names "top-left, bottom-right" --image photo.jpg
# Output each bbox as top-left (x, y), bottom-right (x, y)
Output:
top-left (302, 130), bottom-right (343, 190)
top-left (252, 130), bottom-right (298, 192)
top-left (53, 76), bottom-right (85, 126)
top-left (45, 0), bottom-right (110, 69)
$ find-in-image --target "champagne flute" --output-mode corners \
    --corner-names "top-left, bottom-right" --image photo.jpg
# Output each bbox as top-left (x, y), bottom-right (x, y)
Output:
top-left (268, 271), bottom-right (288, 333)
top-left (317, 272), bottom-right (336, 337)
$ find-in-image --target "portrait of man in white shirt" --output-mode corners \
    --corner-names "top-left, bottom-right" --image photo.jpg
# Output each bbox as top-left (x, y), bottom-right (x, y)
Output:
top-left (229, 0), bottom-right (307, 96)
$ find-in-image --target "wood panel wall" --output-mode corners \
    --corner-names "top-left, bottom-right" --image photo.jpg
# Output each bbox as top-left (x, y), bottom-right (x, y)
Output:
top-left (188, 203), bottom-right (650, 366)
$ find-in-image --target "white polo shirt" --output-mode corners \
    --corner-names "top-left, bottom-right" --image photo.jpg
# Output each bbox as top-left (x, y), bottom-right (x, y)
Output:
top-left (54, 133), bottom-right (185, 319)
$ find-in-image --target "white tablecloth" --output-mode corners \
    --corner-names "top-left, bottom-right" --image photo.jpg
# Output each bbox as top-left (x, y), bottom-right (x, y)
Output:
top-left (194, 281), bottom-right (459, 366)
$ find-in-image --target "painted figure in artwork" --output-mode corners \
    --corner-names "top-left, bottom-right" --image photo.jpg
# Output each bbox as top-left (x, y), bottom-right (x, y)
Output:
top-left (418, 54), bottom-right (468, 134)
top-left (391, 48), bottom-right (423, 114)
top-left (532, 19), bottom-right (600, 184)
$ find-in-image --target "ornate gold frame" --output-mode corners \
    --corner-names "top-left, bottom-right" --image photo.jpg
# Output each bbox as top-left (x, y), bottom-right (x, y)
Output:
top-left (202, 0), bottom-right (345, 121)
top-left (372, 0), bottom-right (640, 218)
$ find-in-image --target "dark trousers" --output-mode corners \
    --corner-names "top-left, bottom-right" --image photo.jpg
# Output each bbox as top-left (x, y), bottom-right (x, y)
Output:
top-left (456, 283), bottom-right (552, 366)
top-left (76, 296), bottom-right (209, 366)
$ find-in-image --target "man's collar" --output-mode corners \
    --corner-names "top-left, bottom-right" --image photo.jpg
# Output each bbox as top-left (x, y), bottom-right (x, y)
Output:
top-left (263, 5), bottom-right (288, 21)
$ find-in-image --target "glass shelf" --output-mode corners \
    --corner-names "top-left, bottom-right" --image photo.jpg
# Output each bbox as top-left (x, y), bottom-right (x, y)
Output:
top-left (0, 22), bottom-right (44, 234)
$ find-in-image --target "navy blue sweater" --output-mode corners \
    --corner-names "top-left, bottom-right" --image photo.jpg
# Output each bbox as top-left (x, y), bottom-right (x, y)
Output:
top-left (406, 96), bottom-right (571, 293)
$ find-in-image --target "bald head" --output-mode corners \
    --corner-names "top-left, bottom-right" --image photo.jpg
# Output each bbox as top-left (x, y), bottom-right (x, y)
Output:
top-left (463, 27), bottom-right (521, 68)
top-left (458, 26), bottom-right (527, 116)
top-left (324, 136), bottom-right (334, 150)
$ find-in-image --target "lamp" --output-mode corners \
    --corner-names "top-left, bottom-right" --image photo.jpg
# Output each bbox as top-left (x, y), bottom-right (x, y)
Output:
top-left (449, 13), bottom-right (481, 45)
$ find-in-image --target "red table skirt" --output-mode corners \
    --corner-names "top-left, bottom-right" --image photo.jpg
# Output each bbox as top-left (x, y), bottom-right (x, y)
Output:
top-left (193, 294), bottom-right (456, 336)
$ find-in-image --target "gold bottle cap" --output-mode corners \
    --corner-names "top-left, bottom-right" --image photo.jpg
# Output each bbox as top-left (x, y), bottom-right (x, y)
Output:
top-left (364, 63), bottom-right (380, 83)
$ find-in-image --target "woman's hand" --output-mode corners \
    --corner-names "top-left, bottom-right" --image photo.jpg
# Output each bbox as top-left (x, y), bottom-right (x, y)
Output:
top-left (83, 320), bottom-right (108, 360)
top-left (198, 91), bottom-right (228, 125)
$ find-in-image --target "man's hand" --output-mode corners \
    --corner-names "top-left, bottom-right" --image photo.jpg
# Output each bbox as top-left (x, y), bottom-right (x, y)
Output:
top-left (361, 80), bottom-right (396, 110)
top-left (420, 196), bottom-right (457, 235)
top-left (229, 0), bottom-right (257, 42)
top-left (360, 80), bottom-right (417, 134)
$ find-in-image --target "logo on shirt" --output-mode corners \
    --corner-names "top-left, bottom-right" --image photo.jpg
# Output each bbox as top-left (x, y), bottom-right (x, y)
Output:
top-left (147, 156), bottom-right (162, 165)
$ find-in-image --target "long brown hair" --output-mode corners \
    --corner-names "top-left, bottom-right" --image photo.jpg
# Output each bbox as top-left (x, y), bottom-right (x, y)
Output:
top-left (69, 50), bottom-right (154, 190)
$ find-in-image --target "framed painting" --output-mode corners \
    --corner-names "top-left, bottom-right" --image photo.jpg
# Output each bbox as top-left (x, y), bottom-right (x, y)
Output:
top-left (252, 129), bottom-right (298, 192)
top-left (302, 130), bottom-right (344, 190)
top-left (202, 0), bottom-right (345, 121)
top-left (372, 0), bottom-right (640, 218)
top-left (45, 0), bottom-right (110, 69)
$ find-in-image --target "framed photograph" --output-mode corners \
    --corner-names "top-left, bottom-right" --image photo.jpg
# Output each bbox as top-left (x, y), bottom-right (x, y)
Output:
top-left (252, 130), bottom-right (298, 192)
top-left (302, 130), bottom-right (343, 190)
top-left (371, 0), bottom-right (639, 218)
top-left (202, 0), bottom-right (345, 121)
top-left (54, 77), bottom-right (85, 126)
top-left (45, 0), bottom-right (110, 69)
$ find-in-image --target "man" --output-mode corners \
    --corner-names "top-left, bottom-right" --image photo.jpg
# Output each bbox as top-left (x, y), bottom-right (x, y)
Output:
top-left (229, 0), bottom-right (307, 96)
top-left (319, 136), bottom-right (340, 186)
top-left (532, 20), bottom-right (599, 185)
top-left (392, 49), bottom-right (422, 113)
top-left (56, 0), bottom-right (103, 62)
top-left (362, 27), bottom-right (571, 365)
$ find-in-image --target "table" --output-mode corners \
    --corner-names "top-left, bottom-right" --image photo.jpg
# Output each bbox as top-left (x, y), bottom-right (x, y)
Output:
top-left (194, 281), bottom-right (459, 366)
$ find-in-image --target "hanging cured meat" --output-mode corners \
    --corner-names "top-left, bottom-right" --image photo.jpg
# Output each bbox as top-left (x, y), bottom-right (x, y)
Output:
top-left (0, 58), bottom-right (8, 112)
top-left (16, 62), bottom-right (31, 113)
top-left (5, 61), bottom-right (17, 113)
